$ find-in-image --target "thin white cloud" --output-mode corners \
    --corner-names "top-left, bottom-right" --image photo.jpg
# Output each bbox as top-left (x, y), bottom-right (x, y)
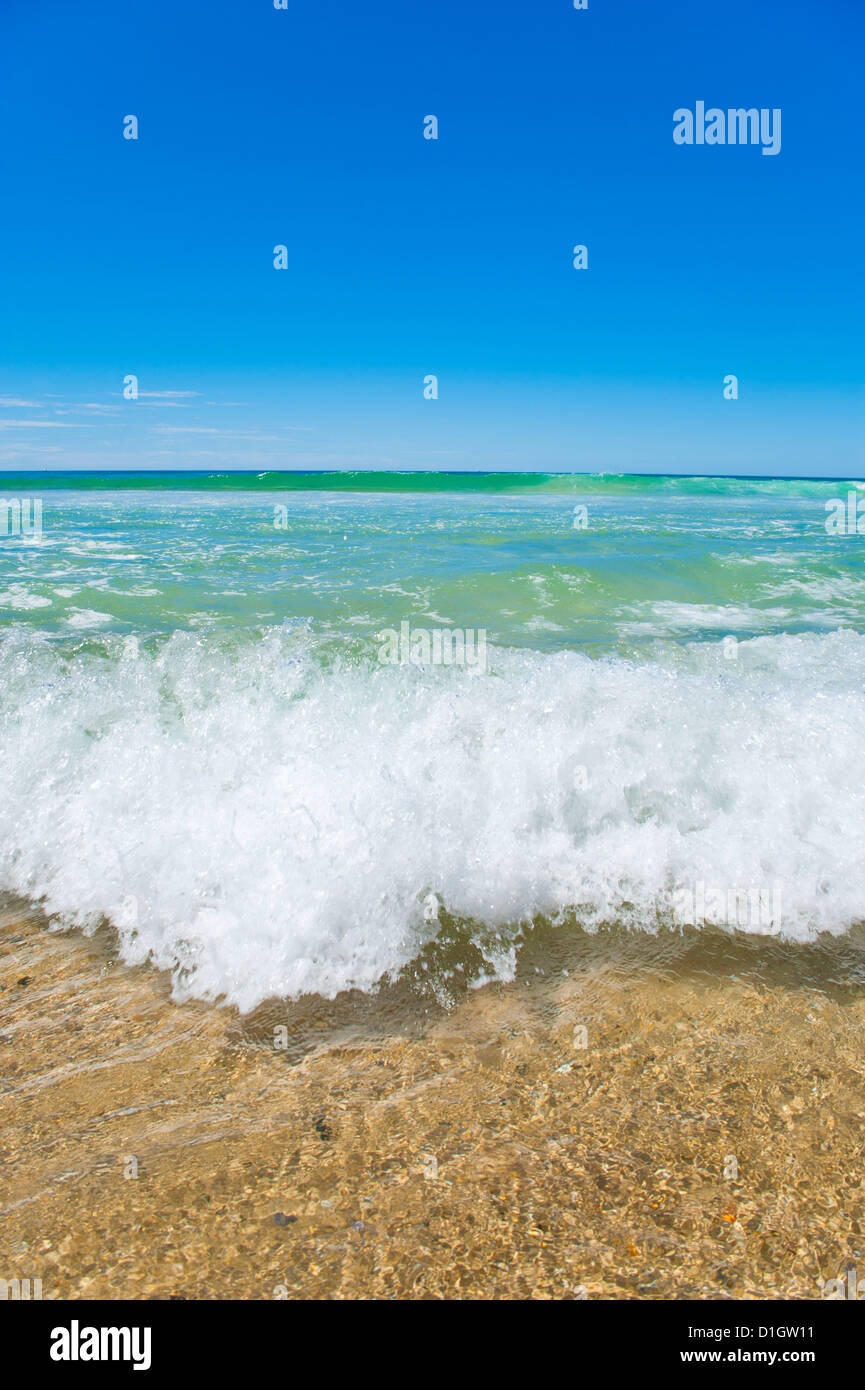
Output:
top-left (152, 426), bottom-right (291, 441)
top-left (0, 397), bottom-right (44, 408)
top-left (0, 419), bottom-right (83, 429)
top-left (152, 426), bottom-right (226, 435)
top-left (0, 445), bottom-right (63, 459)
top-left (135, 390), bottom-right (202, 399)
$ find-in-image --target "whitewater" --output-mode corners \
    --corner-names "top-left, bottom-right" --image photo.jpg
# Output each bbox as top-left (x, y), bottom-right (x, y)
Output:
top-left (0, 476), bottom-right (863, 1010)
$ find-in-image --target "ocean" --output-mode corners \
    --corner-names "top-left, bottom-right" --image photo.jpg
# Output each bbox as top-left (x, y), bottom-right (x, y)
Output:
top-left (1, 470), bottom-right (864, 1012)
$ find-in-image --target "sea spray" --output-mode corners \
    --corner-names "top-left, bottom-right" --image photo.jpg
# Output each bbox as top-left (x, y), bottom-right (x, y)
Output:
top-left (0, 626), bottom-right (863, 1010)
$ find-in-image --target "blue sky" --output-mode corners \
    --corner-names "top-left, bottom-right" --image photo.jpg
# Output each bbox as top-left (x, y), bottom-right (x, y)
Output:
top-left (1, 0), bottom-right (862, 474)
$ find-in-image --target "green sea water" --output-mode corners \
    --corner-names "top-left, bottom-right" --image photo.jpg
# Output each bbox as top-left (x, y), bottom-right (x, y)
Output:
top-left (1, 471), bottom-right (863, 653)
top-left (1, 471), bottom-right (864, 1009)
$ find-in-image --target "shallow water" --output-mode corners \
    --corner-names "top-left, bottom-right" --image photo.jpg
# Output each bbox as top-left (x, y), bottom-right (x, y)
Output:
top-left (2, 898), bottom-right (864, 1299)
top-left (2, 468), bottom-right (865, 1298)
top-left (1, 474), bottom-right (864, 1009)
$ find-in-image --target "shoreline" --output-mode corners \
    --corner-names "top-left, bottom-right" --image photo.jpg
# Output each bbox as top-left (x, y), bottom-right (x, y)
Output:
top-left (2, 906), bottom-right (864, 1299)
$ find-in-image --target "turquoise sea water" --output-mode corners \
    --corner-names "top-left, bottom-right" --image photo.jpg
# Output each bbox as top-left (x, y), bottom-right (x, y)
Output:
top-left (1, 472), bottom-right (864, 1009)
top-left (1, 471), bottom-right (864, 651)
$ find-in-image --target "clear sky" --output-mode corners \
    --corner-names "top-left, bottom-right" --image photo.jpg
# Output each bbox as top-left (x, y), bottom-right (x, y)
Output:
top-left (1, 0), bottom-right (862, 475)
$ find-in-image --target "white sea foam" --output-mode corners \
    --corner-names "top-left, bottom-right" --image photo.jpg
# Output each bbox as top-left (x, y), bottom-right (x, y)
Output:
top-left (65, 609), bottom-right (114, 629)
top-left (621, 601), bottom-right (793, 634)
top-left (0, 626), bottom-right (863, 1010)
top-left (0, 587), bottom-right (52, 610)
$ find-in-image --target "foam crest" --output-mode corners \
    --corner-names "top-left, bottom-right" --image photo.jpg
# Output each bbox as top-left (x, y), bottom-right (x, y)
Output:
top-left (0, 626), bottom-right (862, 1010)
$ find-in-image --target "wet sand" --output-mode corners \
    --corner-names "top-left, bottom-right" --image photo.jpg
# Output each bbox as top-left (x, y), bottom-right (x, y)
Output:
top-left (2, 901), bottom-right (865, 1300)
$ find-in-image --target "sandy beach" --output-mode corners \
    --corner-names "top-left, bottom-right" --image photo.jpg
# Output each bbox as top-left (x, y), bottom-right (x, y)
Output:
top-left (2, 899), bottom-right (864, 1300)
